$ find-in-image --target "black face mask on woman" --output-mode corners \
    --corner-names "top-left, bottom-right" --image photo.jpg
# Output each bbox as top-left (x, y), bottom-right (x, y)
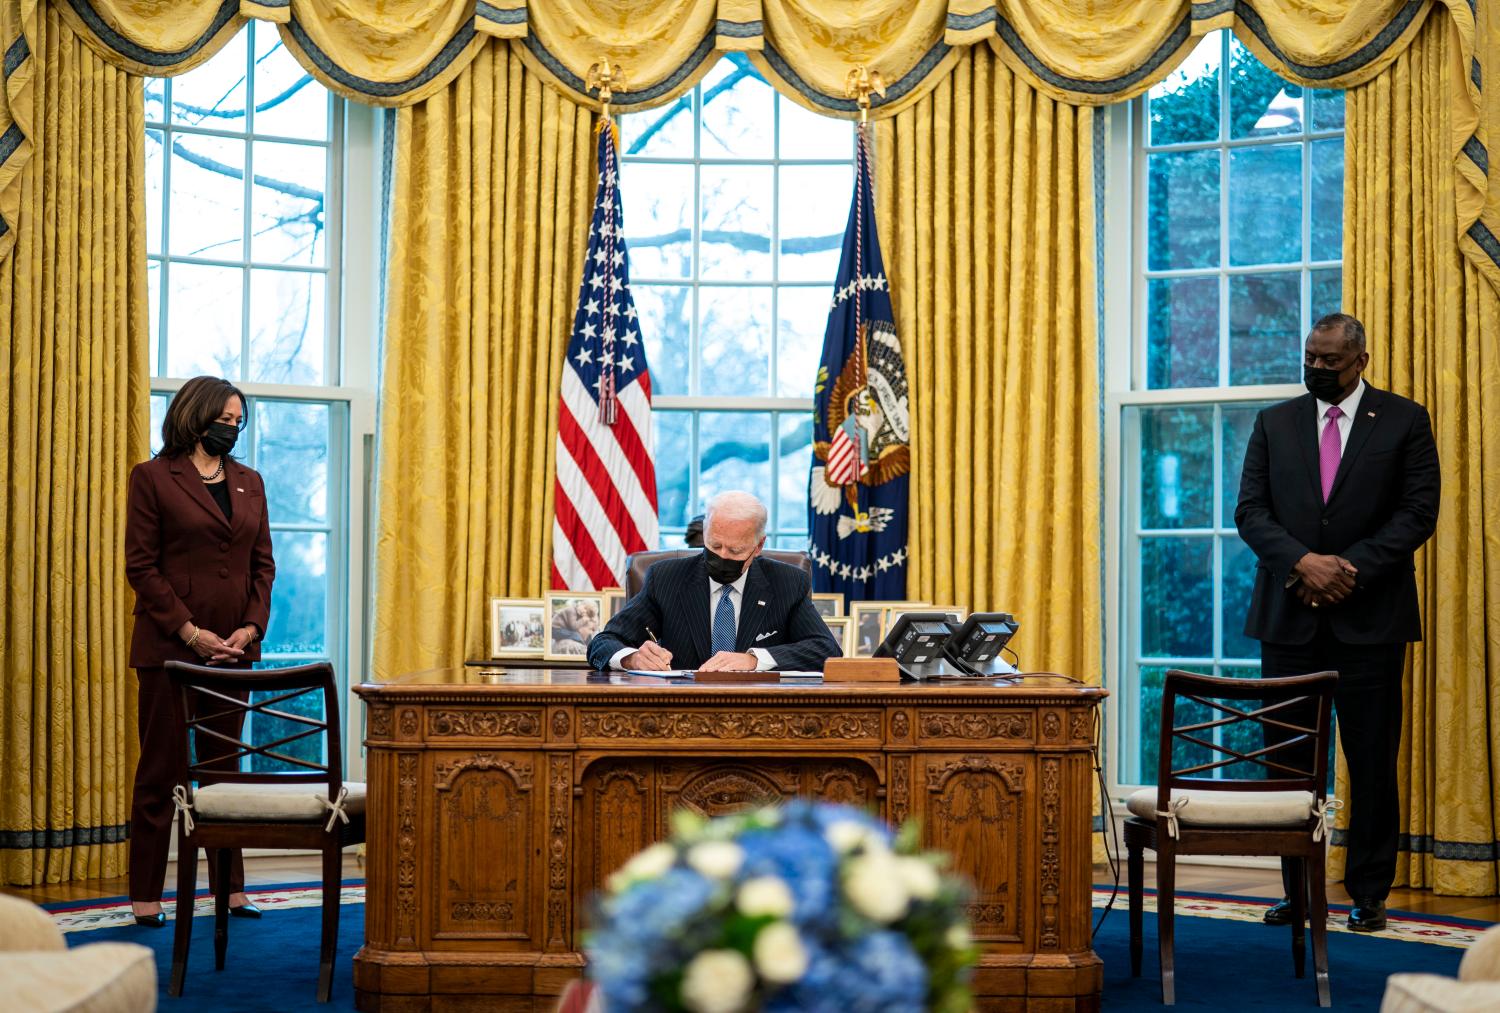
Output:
top-left (200, 422), bottom-right (239, 457)
top-left (704, 546), bottom-right (749, 585)
top-left (1303, 364), bottom-right (1350, 403)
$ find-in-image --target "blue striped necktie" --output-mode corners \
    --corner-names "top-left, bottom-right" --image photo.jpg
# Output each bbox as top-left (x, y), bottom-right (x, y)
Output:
top-left (711, 585), bottom-right (736, 655)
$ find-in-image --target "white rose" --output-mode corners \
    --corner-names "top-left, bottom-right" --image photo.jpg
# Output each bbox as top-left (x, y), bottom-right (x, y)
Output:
top-left (825, 819), bottom-right (882, 854)
top-left (737, 876), bottom-right (795, 918)
top-left (753, 921), bottom-right (809, 984)
top-left (843, 850), bottom-right (909, 923)
top-left (686, 841), bottom-right (745, 880)
top-left (617, 842), bottom-right (676, 887)
top-left (946, 923), bottom-right (972, 950)
top-left (897, 856), bottom-right (941, 901)
top-left (681, 949), bottom-right (754, 1013)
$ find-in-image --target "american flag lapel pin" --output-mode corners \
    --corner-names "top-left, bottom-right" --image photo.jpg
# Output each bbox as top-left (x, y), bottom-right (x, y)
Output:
top-left (757, 600), bottom-right (766, 606)
top-left (237, 487), bottom-right (245, 492)
top-left (1366, 411), bottom-right (1376, 417)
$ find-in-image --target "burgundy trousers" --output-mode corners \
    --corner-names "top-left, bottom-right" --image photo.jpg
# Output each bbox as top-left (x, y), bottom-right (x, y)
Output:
top-left (129, 665), bottom-right (247, 903)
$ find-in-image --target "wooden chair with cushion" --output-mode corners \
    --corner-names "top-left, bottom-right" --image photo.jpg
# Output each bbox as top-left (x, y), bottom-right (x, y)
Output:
top-left (164, 659), bottom-right (366, 1003)
top-left (623, 548), bottom-right (812, 597)
top-left (1124, 668), bottom-right (1340, 1007)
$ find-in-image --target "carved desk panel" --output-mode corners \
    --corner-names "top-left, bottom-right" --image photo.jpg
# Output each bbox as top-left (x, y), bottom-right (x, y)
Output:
top-left (355, 668), bottom-right (1107, 1012)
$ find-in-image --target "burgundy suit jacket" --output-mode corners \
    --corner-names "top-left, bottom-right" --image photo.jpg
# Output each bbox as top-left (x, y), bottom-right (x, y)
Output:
top-left (125, 454), bottom-right (276, 668)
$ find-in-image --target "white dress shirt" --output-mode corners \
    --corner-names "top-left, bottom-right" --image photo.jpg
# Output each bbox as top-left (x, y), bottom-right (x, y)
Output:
top-left (608, 564), bottom-right (774, 670)
top-left (1316, 378), bottom-right (1366, 455)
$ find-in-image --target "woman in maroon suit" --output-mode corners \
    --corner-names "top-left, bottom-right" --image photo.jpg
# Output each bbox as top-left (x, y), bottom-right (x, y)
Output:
top-left (124, 376), bottom-right (275, 926)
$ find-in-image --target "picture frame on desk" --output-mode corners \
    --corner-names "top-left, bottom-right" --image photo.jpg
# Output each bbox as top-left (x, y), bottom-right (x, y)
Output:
top-left (489, 597), bottom-right (546, 658)
top-left (544, 591), bottom-right (607, 661)
top-left (883, 605), bottom-right (965, 630)
top-left (822, 616), bottom-right (852, 654)
top-left (848, 601), bottom-right (925, 657)
top-left (600, 587), bottom-right (627, 620)
top-left (810, 593), bottom-right (844, 618)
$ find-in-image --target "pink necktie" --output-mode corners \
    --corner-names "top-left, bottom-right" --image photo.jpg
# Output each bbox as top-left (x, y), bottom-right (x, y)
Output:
top-left (1320, 405), bottom-right (1344, 502)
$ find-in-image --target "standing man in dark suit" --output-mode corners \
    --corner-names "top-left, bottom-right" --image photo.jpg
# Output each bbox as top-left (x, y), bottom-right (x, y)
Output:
top-left (587, 491), bottom-right (840, 672)
top-left (1235, 313), bottom-right (1440, 933)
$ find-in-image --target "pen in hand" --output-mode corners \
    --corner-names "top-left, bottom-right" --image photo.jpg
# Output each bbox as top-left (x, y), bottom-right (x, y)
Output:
top-left (645, 626), bottom-right (659, 642)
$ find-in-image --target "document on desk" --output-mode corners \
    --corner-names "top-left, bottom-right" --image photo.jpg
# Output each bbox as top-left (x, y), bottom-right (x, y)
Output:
top-left (623, 669), bottom-right (697, 678)
top-left (620, 669), bottom-right (824, 682)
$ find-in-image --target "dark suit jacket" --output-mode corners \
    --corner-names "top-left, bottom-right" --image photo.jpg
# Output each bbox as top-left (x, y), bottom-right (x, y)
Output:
top-left (586, 553), bottom-right (841, 671)
top-left (1234, 385), bottom-right (1439, 646)
top-left (125, 455), bottom-right (276, 668)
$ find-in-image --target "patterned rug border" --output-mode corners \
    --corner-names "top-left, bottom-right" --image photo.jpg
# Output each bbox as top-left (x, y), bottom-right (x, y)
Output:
top-left (48, 882), bottom-right (1486, 949)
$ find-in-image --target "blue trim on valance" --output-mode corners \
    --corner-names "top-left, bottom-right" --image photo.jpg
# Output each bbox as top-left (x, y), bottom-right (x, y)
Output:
top-left (284, 16), bottom-right (477, 99)
top-left (64, 0), bottom-right (238, 68)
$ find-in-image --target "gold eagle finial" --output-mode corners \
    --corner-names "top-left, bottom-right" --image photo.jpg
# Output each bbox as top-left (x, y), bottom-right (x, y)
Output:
top-left (843, 66), bottom-right (886, 124)
top-left (586, 58), bottom-right (627, 118)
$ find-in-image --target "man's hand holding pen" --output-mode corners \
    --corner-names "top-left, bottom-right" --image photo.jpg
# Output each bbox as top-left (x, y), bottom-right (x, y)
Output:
top-left (622, 625), bottom-right (674, 671)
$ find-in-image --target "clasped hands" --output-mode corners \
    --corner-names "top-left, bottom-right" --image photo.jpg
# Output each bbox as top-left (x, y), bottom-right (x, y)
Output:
top-left (177, 621), bottom-right (256, 664)
top-left (1293, 553), bottom-right (1359, 609)
top-left (621, 639), bottom-right (756, 672)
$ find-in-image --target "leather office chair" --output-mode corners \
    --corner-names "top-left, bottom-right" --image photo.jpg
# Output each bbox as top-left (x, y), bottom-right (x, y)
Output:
top-left (164, 660), bottom-right (366, 1003)
top-left (1124, 668), bottom-right (1340, 1007)
top-left (623, 548), bottom-right (813, 597)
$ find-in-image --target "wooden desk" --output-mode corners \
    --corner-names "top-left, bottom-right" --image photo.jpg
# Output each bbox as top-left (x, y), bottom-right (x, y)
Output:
top-left (353, 669), bottom-right (1107, 1012)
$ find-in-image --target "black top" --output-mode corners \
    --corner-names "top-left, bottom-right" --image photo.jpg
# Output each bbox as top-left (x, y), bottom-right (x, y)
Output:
top-left (206, 480), bottom-right (233, 520)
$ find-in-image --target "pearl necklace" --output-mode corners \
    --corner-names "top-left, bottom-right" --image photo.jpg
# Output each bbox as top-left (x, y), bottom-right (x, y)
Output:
top-left (197, 456), bottom-right (224, 482)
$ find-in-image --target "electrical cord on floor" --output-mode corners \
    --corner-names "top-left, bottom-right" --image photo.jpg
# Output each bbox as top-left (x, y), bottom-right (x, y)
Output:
top-left (1091, 705), bottom-right (1122, 942)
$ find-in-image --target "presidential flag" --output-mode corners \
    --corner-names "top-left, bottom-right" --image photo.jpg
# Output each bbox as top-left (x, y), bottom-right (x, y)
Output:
top-left (807, 125), bottom-right (910, 600)
top-left (552, 121), bottom-right (660, 590)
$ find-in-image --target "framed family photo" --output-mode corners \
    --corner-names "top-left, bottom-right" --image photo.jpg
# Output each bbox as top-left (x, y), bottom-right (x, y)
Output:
top-left (810, 593), bottom-right (844, 618)
top-left (489, 597), bottom-right (546, 658)
top-left (883, 604), bottom-right (966, 629)
top-left (543, 591), bottom-right (607, 661)
top-left (822, 616), bottom-right (852, 654)
top-left (848, 601), bottom-right (926, 657)
top-left (601, 587), bottom-right (628, 621)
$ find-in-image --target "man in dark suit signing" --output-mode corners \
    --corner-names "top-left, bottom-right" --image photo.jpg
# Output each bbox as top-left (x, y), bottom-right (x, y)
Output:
top-left (1235, 313), bottom-right (1440, 933)
top-left (588, 490), bottom-right (840, 673)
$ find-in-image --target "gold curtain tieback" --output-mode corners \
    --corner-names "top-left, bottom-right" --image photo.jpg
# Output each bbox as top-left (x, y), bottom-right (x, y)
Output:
top-left (322, 785), bottom-right (351, 832)
top-left (1311, 798), bottom-right (1344, 842)
top-left (1156, 796), bottom-right (1189, 839)
top-left (172, 785), bottom-right (196, 834)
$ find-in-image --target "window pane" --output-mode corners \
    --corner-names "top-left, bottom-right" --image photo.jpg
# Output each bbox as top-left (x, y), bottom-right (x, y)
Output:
top-left (1228, 144), bottom-right (1301, 265)
top-left (171, 38), bottom-right (249, 132)
top-left (1229, 36), bottom-right (1303, 139)
top-left (265, 530), bottom-right (328, 655)
top-left (169, 134), bottom-right (246, 260)
top-left (1146, 277), bottom-right (1219, 389)
top-left (621, 163), bottom-right (693, 280)
top-left (778, 164), bottom-right (851, 281)
top-left (634, 284), bottom-right (691, 395)
top-left (654, 411), bottom-right (693, 529)
top-left (774, 534), bottom-right (810, 551)
top-left (699, 412), bottom-right (771, 506)
top-left (147, 261), bottom-right (161, 376)
top-left (146, 130), bottom-right (164, 256)
top-left (1220, 535), bottom-right (1259, 660)
top-left (248, 269), bottom-right (325, 384)
top-left (1138, 405), bottom-right (1213, 529)
top-left (698, 59), bottom-right (773, 160)
top-left (622, 95), bottom-right (695, 158)
top-left (1309, 138), bottom-right (1343, 262)
top-left (776, 285), bottom-right (831, 397)
top-left (1147, 150), bottom-right (1219, 270)
top-left (1140, 536), bottom-right (1213, 657)
top-left (1147, 34), bottom-right (1221, 146)
top-left (1228, 271), bottom-right (1300, 385)
top-left (700, 165), bottom-right (772, 280)
top-left (149, 393), bottom-right (169, 456)
top-left (779, 97), bottom-right (853, 159)
top-left (698, 286), bottom-right (771, 396)
top-left (247, 686), bottom-right (326, 773)
top-left (252, 26), bottom-right (327, 142)
top-left (255, 400), bottom-right (329, 525)
top-left (777, 412), bottom-right (813, 534)
top-left (1311, 268), bottom-right (1342, 320)
top-left (251, 141), bottom-right (327, 266)
top-left (1219, 403), bottom-right (1267, 526)
top-left (1135, 664), bottom-right (1216, 785)
top-left (145, 77), bottom-right (166, 124)
top-left (1310, 89), bottom-right (1345, 132)
top-left (166, 263), bottom-right (243, 378)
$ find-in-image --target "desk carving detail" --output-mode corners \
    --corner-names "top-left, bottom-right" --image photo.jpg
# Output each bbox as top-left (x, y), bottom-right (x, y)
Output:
top-left (395, 754), bottom-right (418, 947)
top-left (434, 753), bottom-right (533, 790)
top-left (429, 709), bottom-right (541, 738)
top-left (579, 710), bottom-right (880, 741)
top-left (919, 711), bottom-right (1031, 740)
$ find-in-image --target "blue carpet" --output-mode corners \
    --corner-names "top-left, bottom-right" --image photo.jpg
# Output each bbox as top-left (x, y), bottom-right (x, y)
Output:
top-left (64, 888), bottom-right (1471, 1011)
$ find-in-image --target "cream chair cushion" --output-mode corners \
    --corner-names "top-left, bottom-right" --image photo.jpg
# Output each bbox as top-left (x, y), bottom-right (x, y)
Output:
top-left (1459, 922), bottom-right (1500, 982)
top-left (0, 891), bottom-right (65, 951)
top-left (193, 780), bottom-right (366, 822)
top-left (1380, 974), bottom-right (1500, 1012)
top-left (0, 895), bottom-right (156, 1012)
top-left (1126, 787), bottom-right (1318, 827)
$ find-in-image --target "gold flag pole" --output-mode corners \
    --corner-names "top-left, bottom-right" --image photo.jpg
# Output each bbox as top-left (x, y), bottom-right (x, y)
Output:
top-left (843, 66), bottom-right (886, 125)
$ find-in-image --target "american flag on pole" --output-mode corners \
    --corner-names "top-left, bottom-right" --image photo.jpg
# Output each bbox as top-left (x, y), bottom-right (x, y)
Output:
top-left (551, 121), bottom-right (660, 590)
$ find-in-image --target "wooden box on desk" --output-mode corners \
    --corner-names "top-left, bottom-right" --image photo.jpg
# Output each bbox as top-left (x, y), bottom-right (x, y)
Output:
top-left (823, 657), bottom-right (900, 682)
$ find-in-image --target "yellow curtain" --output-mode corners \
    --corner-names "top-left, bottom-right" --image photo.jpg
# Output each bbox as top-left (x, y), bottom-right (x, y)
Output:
top-left (1327, 11), bottom-right (1500, 896)
top-left (370, 42), bottom-right (593, 681)
top-left (873, 44), bottom-right (1100, 681)
top-left (0, 2), bottom-right (148, 885)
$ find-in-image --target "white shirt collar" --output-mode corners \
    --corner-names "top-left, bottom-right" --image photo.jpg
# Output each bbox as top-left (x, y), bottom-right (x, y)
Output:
top-left (711, 564), bottom-right (751, 597)
top-left (1317, 378), bottom-right (1365, 420)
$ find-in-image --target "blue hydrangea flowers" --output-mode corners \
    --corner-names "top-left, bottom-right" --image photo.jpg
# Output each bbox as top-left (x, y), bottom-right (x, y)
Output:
top-left (585, 800), bottom-right (976, 1012)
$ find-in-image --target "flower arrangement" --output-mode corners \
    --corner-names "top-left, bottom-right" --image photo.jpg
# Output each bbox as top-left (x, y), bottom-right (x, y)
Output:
top-left (585, 800), bottom-right (977, 1012)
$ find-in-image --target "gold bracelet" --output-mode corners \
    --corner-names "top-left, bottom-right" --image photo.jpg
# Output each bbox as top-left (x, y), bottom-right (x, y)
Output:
top-left (185, 627), bottom-right (202, 649)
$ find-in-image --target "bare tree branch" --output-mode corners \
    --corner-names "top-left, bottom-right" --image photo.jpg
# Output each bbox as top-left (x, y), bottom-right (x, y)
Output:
top-left (630, 227), bottom-right (840, 255)
top-left (151, 133), bottom-right (324, 203)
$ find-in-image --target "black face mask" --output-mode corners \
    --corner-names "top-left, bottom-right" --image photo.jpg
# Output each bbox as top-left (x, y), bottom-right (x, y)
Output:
top-left (1304, 364), bottom-right (1349, 403)
top-left (200, 422), bottom-right (239, 457)
top-left (704, 546), bottom-right (749, 585)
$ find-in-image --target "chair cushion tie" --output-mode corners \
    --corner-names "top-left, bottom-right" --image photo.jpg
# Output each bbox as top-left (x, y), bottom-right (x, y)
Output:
top-left (172, 785), bottom-right (196, 834)
top-left (1156, 796), bottom-right (1189, 839)
top-left (322, 785), bottom-right (351, 833)
top-left (1311, 798), bottom-right (1344, 842)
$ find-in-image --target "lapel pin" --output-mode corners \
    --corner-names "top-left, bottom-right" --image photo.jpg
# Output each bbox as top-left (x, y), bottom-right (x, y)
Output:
top-left (237, 487), bottom-right (245, 492)
top-left (1366, 411), bottom-right (1375, 418)
top-left (757, 600), bottom-right (766, 606)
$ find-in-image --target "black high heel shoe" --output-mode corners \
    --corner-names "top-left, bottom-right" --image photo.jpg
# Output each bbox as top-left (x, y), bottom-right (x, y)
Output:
top-left (229, 901), bottom-right (262, 919)
top-left (133, 911), bottom-right (167, 928)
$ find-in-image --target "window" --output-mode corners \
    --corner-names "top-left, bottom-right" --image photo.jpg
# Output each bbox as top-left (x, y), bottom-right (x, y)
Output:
top-left (1107, 31), bottom-right (1346, 787)
top-left (145, 24), bottom-right (376, 773)
top-left (617, 55), bottom-right (855, 549)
